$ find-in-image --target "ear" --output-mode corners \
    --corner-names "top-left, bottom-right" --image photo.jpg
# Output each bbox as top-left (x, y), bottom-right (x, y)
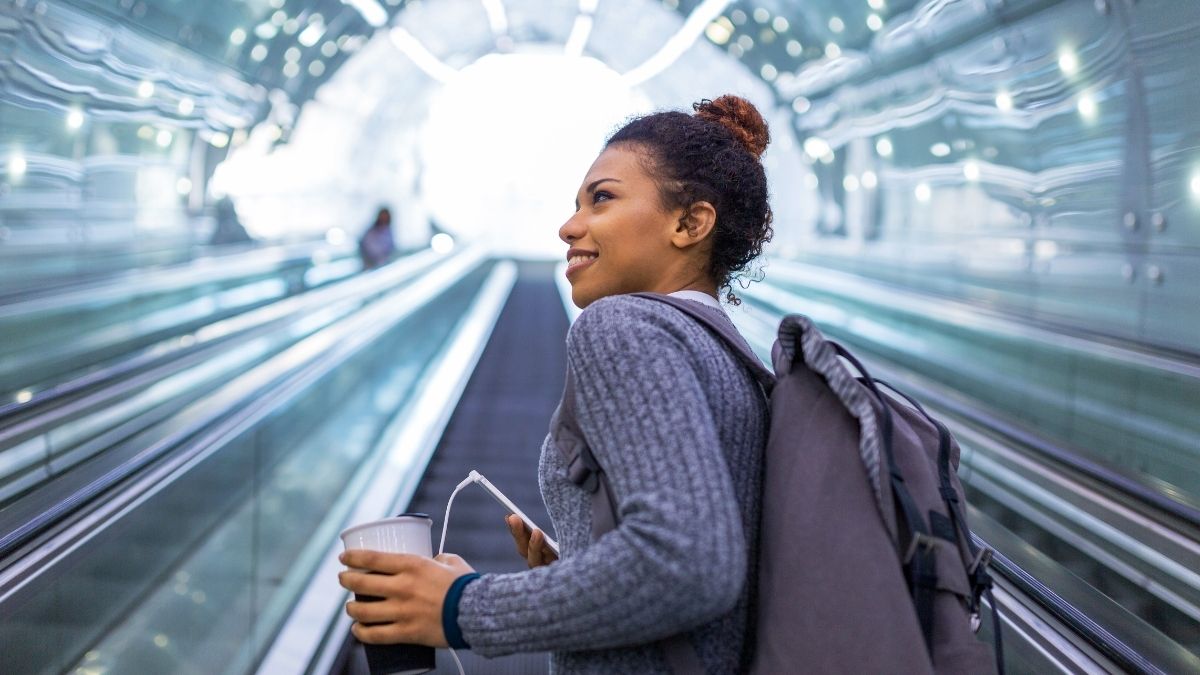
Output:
top-left (669, 201), bottom-right (717, 250)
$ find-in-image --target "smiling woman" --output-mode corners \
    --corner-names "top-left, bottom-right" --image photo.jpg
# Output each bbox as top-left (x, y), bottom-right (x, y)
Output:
top-left (339, 95), bottom-right (775, 674)
top-left (560, 96), bottom-right (774, 307)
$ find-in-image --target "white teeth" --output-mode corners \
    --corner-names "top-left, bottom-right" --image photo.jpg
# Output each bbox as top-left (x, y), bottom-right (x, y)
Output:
top-left (569, 254), bottom-right (597, 266)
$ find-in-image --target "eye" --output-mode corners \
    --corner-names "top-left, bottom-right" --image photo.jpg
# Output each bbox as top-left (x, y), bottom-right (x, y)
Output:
top-left (593, 190), bottom-right (613, 204)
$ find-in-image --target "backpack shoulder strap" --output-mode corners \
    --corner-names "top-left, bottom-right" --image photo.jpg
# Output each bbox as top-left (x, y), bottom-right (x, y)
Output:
top-left (553, 366), bottom-right (619, 539)
top-left (629, 292), bottom-right (775, 392)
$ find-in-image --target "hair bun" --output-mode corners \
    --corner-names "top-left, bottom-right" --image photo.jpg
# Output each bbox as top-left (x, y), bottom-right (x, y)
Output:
top-left (693, 95), bottom-right (770, 159)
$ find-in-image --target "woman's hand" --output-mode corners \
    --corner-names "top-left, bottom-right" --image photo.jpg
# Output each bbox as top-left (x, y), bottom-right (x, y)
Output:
top-left (338, 550), bottom-right (476, 647)
top-left (506, 514), bottom-right (559, 568)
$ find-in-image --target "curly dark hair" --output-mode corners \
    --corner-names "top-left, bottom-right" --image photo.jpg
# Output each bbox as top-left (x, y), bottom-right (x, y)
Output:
top-left (606, 95), bottom-right (774, 305)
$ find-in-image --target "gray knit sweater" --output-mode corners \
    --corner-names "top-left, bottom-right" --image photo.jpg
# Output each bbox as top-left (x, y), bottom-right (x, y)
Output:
top-left (458, 294), bottom-right (770, 673)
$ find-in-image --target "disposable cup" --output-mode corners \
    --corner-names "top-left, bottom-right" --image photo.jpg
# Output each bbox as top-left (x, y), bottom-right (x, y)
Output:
top-left (340, 513), bottom-right (436, 675)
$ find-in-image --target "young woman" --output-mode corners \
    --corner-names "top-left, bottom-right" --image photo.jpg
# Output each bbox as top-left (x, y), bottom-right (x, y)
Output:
top-left (339, 94), bottom-right (775, 673)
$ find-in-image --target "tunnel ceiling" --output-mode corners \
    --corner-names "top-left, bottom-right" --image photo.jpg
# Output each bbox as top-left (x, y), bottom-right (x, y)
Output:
top-left (67, 0), bottom-right (925, 127)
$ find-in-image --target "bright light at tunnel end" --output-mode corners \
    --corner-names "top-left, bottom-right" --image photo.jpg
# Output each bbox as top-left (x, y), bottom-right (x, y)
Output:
top-left (419, 52), bottom-right (649, 259)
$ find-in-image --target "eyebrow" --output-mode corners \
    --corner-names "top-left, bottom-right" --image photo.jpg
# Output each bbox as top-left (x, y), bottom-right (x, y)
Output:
top-left (575, 178), bottom-right (622, 209)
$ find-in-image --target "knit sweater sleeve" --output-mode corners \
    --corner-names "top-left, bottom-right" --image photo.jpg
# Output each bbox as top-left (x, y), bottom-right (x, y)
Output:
top-left (455, 295), bottom-right (747, 656)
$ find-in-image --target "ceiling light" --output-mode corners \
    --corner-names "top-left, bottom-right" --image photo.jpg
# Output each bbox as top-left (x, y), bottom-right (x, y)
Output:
top-left (251, 44), bottom-right (269, 61)
top-left (963, 160), bottom-right (981, 181)
top-left (210, 132), bottom-right (230, 148)
top-left (1058, 47), bottom-right (1079, 76)
top-left (861, 170), bottom-right (878, 189)
top-left (761, 64), bottom-right (777, 80)
top-left (792, 97), bottom-right (811, 114)
top-left (915, 182), bottom-right (931, 202)
top-left (803, 137), bottom-right (831, 159)
top-left (340, 0), bottom-right (388, 27)
top-left (431, 233), bottom-right (455, 253)
top-left (156, 130), bottom-right (173, 147)
top-left (753, 8), bottom-right (769, 23)
top-left (66, 108), bottom-right (84, 130)
top-left (623, 0), bottom-right (734, 86)
top-left (1077, 92), bottom-right (1097, 121)
top-left (178, 97), bottom-right (194, 115)
top-left (308, 60), bottom-right (326, 76)
top-left (867, 14), bottom-right (883, 31)
top-left (299, 22), bottom-right (326, 47)
top-left (843, 175), bottom-right (860, 192)
top-left (786, 39), bottom-right (802, 57)
top-left (564, 14), bottom-right (594, 55)
top-left (868, 0), bottom-right (885, 9)
top-left (230, 28), bottom-right (246, 45)
top-left (930, 142), bottom-right (951, 157)
top-left (995, 91), bottom-right (1013, 111)
top-left (824, 43), bottom-right (841, 58)
top-left (137, 80), bottom-right (155, 98)
top-left (8, 154), bottom-right (26, 177)
top-left (875, 137), bottom-right (893, 157)
top-left (829, 17), bottom-right (845, 33)
top-left (773, 17), bottom-right (789, 32)
top-left (321, 41), bottom-right (338, 57)
top-left (705, 19), bottom-right (733, 45)
top-left (389, 25), bottom-right (458, 83)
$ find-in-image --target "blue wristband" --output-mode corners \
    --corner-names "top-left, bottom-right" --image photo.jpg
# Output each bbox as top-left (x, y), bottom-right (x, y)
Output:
top-left (442, 572), bottom-right (482, 650)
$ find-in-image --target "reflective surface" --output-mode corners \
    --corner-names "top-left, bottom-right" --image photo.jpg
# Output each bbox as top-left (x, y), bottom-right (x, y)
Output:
top-left (776, 0), bottom-right (1200, 355)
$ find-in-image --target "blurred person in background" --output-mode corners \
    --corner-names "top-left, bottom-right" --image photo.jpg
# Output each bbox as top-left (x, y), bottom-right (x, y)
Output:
top-left (209, 196), bottom-right (252, 246)
top-left (359, 207), bottom-right (395, 269)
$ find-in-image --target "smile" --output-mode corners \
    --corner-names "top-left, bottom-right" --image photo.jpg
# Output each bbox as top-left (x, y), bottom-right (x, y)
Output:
top-left (565, 254), bottom-right (597, 277)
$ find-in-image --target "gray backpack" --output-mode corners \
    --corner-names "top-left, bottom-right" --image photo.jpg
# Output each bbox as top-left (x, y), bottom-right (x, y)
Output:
top-left (555, 293), bottom-right (1002, 674)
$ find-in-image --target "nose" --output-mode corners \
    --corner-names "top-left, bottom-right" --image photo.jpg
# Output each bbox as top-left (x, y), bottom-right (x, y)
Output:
top-left (559, 211), bottom-right (586, 245)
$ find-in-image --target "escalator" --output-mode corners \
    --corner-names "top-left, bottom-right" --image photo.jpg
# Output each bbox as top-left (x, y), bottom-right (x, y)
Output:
top-left (2, 255), bottom-right (1196, 675)
top-left (0, 250), bottom-right (507, 673)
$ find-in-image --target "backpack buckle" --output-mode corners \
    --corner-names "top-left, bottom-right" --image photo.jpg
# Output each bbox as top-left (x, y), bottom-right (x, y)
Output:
top-left (565, 445), bottom-right (601, 492)
top-left (903, 533), bottom-right (937, 565)
top-left (968, 546), bottom-right (994, 576)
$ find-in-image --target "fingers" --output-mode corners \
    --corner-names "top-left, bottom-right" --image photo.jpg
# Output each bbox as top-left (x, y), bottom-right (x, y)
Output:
top-left (346, 598), bottom-right (402, 625)
top-left (339, 570), bottom-right (412, 599)
top-left (340, 550), bottom-right (422, 574)
top-left (527, 529), bottom-right (545, 568)
top-left (507, 514), bottom-right (531, 557)
top-left (351, 619), bottom-right (411, 645)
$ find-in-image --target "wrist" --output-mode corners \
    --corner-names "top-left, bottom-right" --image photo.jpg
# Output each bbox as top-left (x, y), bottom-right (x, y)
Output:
top-left (442, 572), bottom-right (482, 649)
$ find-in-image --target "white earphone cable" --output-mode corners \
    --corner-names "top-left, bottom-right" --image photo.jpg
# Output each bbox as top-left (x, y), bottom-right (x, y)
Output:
top-left (438, 477), bottom-right (475, 675)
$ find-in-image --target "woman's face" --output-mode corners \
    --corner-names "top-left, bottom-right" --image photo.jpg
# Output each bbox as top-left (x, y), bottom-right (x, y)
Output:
top-left (558, 144), bottom-right (686, 308)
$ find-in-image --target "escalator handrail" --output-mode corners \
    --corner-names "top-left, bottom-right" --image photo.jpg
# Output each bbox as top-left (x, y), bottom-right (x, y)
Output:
top-left (0, 248), bottom-right (486, 563)
top-left (0, 240), bottom-right (352, 316)
top-left (0, 248), bottom-right (440, 427)
top-left (902, 373), bottom-right (1200, 528)
top-left (763, 257), bottom-right (1200, 378)
top-left (974, 525), bottom-right (1200, 675)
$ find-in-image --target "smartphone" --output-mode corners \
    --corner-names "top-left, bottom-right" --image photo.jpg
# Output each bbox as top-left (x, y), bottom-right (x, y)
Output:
top-left (469, 470), bottom-right (559, 555)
